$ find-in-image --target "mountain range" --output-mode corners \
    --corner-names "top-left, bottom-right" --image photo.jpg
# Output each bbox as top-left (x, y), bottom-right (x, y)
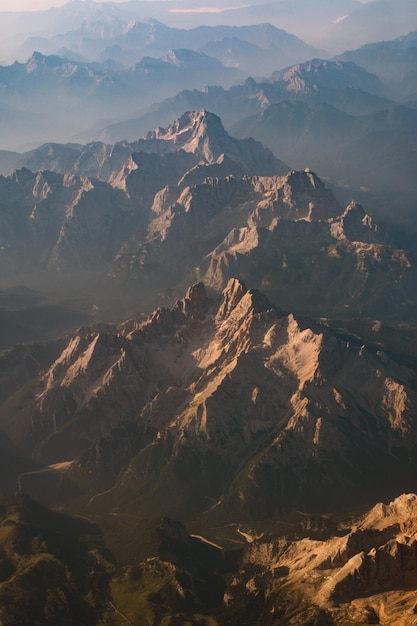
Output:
top-left (1, 110), bottom-right (416, 327)
top-left (1, 0), bottom-right (416, 60)
top-left (4, 54), bottom-right (413, 226)
top-left (0, 274), bottom-right (415, 511)
top-left (336, 29), bottom-right (417, 100)
top-left (1, 4), bottom-right (417, 622)
top-left (2, 278), bottom-right (417, 623)
top-left (0, 5), bottom-right (415, 156)
top-left (0, 49), bottom-right (243, 150)
top-left (94, 58), bottom-right (393, 144)
top-left (230, 100), bottom-right (417, 201)
top-left (0, 111), bottom-right (415, 626)
top-left (90, 56), bottom-right (417, 244)
top-left (16, 19), bottom-right (319, 73)
top-left (2, 25), bottom-right (416, 250)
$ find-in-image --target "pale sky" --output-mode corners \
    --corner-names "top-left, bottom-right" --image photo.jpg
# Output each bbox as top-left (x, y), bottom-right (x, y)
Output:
top-left (0, 0), bottom-right (144, 11)
top-left (1, 0), bottom-right (81, 10)
top-left (0, 0), bottom-right (373, 11)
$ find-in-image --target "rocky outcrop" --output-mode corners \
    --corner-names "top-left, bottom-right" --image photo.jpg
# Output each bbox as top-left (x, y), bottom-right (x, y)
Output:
top-left (223, 493), bottom-right (417, 625)
top-left (197, 174), bottom-right (414, 319)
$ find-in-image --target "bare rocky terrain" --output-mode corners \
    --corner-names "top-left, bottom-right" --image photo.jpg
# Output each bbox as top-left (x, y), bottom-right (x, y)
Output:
top-left (0, 4), bottom-right (417, 617)
top-left (1, 110), bottom-right (416, 331)
top-left (2, 279), bottom-right (417, 623)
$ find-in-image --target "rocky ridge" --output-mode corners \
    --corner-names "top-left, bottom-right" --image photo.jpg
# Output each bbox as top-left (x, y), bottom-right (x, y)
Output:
top-left (0, 109), bottom-right (415, 327)
top-left (103, 492), bottom-right (417, 624)
top-left (3, 279), bottom-right (417, 524)
top-left (0, 167), bottom-right (133, 273)
top-left (16, 109), bottom-right (287, 182)
top-left (0, 110), bottom-right (287, 277)
top-left (221, 493), bottom-right (417, 625)
top-left (115, 165), bottom-right (416, 320)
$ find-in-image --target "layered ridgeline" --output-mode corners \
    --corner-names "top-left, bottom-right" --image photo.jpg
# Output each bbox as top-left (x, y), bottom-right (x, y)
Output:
top-left (0, 110), bottom-right (286, 275)
top-left (97, 58), bottom-right (392, 143)
top-left (1, 110), bottom-right (416, 325)
top-left (15, 21), bottom-right (318, 73)
top-left (335, 30), bottom-right (417, 100)
top-left (93, 56), bottom-right (417, 239)
top-left (0, 0), bottom-right (415, 63)
top-left (0, 20), bottom-right (320, 150)
top-left (0, 49), bottom-right (243, 150)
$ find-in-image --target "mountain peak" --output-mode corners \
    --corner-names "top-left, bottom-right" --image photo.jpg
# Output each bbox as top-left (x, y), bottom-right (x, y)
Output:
top-left (280, 169), bottom-right (342, 220)
top-left (172, 282), bottom-right (211, 321)
top-left (216, 278), bottom-right (272, 323)
top-left (162, 49), bottom-right (216, 68)
top-left (216, 278), bottom-right (247, 319)
top-left (144, 110), bottom-right (230, 163)
top-left (330, 200), bottom-right (381, 243)
top-left (153, 110), bottom-right (225, 140)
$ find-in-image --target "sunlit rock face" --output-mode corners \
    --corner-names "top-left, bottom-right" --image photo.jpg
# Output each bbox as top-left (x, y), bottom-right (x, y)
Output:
top-left (223, 493), bottom-right (417, 625)
top-left (4, 279), bottom-right (417, 523)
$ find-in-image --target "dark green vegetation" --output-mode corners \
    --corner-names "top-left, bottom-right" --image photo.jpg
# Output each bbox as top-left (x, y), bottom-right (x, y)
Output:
top-left (0, 494), bottom-right (112, 626)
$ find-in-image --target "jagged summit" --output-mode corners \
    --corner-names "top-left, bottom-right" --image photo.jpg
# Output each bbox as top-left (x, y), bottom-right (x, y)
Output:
top-left (143, 109), bottom-right (233, 163)
top-left (15, 109), bottom-right (288, 184)
top-left (331, 200), bottom-right (381, 243)
top-left (271, 58), bottom-right (385, 97)
top-left (150, 110), bottom-right (224, 138)
top-left (136, 109), bottom-right (287, 174)
top-left (3, 276), bottom-right (417, 521)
